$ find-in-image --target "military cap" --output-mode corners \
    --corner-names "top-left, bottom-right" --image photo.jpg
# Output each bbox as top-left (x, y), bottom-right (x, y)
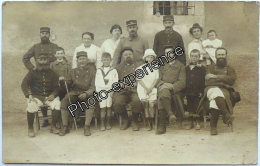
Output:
top-left (37, 52), bottom-right (49, 59)
top-left (40, 27), bottom-right (50, 33)
top-left (126, 20), bottom-right (137, 27)
top-left (120, 47), bottom-right (134, 56)
top-left (163, 15), bottom-right (174, 22)
top-left (189, 23), bottom-right (203, 35)
top-left (76, 51), bottom-right (88, 59)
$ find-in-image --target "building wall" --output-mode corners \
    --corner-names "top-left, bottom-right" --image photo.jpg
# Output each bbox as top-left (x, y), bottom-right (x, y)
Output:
top-left (2, 1), bottom-right (258, 112)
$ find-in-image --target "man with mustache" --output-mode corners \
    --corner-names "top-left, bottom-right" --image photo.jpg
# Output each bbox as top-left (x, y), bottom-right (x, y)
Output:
top-left (153, 15), bottom-right (186, 65)
top-left (204, 47), bottom-right (236, 135)
top-left (23, 27), bottom-right (60, 127)
top-left (21, 52), bottom-right (61, 137)
top-left (113, 47), bottom-right (144, 131)
top-left (59, 51), bottom-right (96, 136)
top-left (113, 20), bottom-right (149, 67)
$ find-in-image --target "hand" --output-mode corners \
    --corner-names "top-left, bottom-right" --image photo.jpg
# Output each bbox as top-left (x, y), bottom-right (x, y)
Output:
top-left (29, 95), bottom-right (38, 103)
top-left (59, 76), bottom-right (65, 81)
top-left (46, 94), bottom-right (55, 101)
top-left (78, 93), bottom-right (87, 100)
top-left (146, 88), bottom-right (152, 95)
top-left (223, 84), bottom-right (231, 89)
top-left (159, 83), bottom-right (172, 92)
top-left (205, 73), bottom-right (217, 79)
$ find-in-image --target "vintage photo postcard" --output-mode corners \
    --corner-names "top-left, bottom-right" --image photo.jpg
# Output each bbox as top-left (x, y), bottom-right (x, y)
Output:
top-left (2, 1), bottom-right (259, 165)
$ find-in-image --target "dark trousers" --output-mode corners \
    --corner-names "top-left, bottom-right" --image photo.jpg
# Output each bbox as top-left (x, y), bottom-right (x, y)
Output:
top-left (186, 95), bottom-right (201, 114)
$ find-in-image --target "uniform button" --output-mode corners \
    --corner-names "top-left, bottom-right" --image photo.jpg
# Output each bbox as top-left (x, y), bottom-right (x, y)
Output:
top-left (76, 76), bottom-right (78, 77)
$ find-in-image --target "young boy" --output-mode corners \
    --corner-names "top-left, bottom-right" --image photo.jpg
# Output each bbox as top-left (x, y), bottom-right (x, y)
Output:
top-left (50, 47), bottom-right (71, 100)
top-left (95, 52), bottom-right (118, 131)
top-left (136, 49), bottom-right (159, 131)
top-left (185, 49), bottom-right (206, 130)
top-left (21, 52), bottom-right (61, 137)
top-left (202, 30), bottom-right (222, 65)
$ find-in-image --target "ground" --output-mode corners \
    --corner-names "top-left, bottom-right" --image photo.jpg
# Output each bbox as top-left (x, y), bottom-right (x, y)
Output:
top-left (2, 103), bottom-right (257, 165)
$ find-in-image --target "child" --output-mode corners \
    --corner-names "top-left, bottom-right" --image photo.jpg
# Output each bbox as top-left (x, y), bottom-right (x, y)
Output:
top-left (185, 49), bottom-right (206, 130)
top-left (95, 52), bottom-right (118, 131)
top-left (137, 49), bottom-right (159, 131)
top-left (50, 47), bottom-right (71, 100)
top-left (202, 30), bottom-right (222, 65)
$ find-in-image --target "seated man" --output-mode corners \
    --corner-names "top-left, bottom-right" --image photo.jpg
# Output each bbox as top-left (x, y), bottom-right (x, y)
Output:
top-left (21, 52), bottom-right (61, 137)
top-left (59, 51), bottom-right (96, 136)
top-left (156, 45), bottom-right (186, 135)
top-left (204, 47), bottom-right (236, 135)
top-left (113, 47), bottom-right (144, 131)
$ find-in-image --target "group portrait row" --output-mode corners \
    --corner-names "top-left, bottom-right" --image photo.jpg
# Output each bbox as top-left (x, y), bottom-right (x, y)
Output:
top-left (21, 15), bottom-right (240, 138)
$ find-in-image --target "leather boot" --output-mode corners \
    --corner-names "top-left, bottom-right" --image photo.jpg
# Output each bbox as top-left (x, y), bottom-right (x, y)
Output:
top-left (50, 110), bottom-right (60, 134)
top-left (156, 109), bottom-right (167, 135)
top-left (131, 112), bottom-right (139, 131)
top-left (210, 108), bottom-right (219, 135)
top-left (100, 117), bottom-right (106, 131)
top-left (84, 109), bottom-right (94, 136)
top-left (160, 98), bottom-right (177, 123)
top-left (186, 115), bottom-right (194, 130)
top-left (106, 116), bottom-right (111, 130)
top-left (120, 112), bottom-right (129, 130)
top-left (59, 126), bottom-right (69, 136)
top-left (215, 97), bottom-right (235, 124)
top-left (41, 108), bottom-right (49, 127)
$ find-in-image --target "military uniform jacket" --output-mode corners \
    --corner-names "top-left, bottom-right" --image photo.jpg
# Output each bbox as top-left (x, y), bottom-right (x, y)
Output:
top-left (186, 64), bottom-right (206, 96)
top-left (21, 69), bottom-right (60, 98)
top-left (23, 41), bottom-right (59, 70)
top-left (113, 36), bottom-right (149, 67)
top-left (66, 66), bottom-right (96, 97)
top-left (156, 60), bottom-right (186, 93)
top-left (153, 29), bottom-right (186, 65)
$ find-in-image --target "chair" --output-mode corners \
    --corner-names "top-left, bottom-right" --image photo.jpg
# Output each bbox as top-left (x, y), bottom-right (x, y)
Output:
top-left (35, 105), bottom-right (52, 133)
top-left (196, 96), bottom-right (234, 132)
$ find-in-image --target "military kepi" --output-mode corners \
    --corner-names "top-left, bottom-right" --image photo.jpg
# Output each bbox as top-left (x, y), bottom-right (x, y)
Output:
top-left (76, 51), bottom-right (88, 59)
top-left (40, 27), bottom-right (50, 33)
top-left (37, 52), bottom-right (49, 59)
top-left (126, 20), bottom-right (137, 26)
top-left (163, 15), bottom-right (174, 22)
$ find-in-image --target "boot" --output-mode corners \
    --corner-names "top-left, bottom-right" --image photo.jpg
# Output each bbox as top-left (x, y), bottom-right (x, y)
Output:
top-left (59, 126), bottom-right (69, 136)
top-left (186, 115), bottom-right (194, 130)
top-left (160, 98), bottom-right (177, 123)
top-left (146, 118), bottom-right (152, 131)
top-left (210, 108), bottom-right (219, 135)
top-left (84, 126), bottom-right (91, 136)
top-left (120, 112), bottom-right (129, 130)
top-left (215, 97), bottom-right (235, 124)
top-left (100, 117), bottom-right (106, 131)
top-left (50, 110), bottom-right (60, 134)
top-left (28, 128), bottom-right (35, 138)
top-left (106, 116), bottom-right (111, 130)
top-left (131, 112), bottom-right (139, 131)
top-left (41, 108), bottom-right (49, 127)
top-left (156, 109), bottom-right (167, 135)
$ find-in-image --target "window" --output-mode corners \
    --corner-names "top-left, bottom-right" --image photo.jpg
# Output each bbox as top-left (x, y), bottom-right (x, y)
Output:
top-left (153, 1), bottom-right (195, 16)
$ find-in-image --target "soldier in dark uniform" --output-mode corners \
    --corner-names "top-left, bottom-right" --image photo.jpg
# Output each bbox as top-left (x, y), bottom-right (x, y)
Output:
top-left (59, 51), bottom-right (96, 136)
top-left (113, 47), bottom-right (144, 131)
top-left (153, 16), bottom-right (186, 65)
top-left (23, 27), bottom-right (59, 127)
top-left (21, 53), bottom-right (61, 137)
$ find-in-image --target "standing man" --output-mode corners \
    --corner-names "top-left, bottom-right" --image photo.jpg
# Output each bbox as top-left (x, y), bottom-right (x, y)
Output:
top-left (204, 47), bottom-right (236, 135)
top-left (23, 27), bottom-right (59, 127)
top-left (113, 47), bottom-right (144, 131)
top-left (153, 16), bottom-right (186, 65)
top-left (113, 20), bottom-right (149, 67)
top-left (23, 27), bottom-right (59, 70)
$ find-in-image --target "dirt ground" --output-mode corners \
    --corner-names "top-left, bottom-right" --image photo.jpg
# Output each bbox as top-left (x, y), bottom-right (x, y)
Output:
top-left (2, 103), bottom-right (258, 165)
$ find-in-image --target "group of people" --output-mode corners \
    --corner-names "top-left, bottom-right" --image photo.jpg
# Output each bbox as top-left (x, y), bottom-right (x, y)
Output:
top-left (21, 15), bottom-right (237, 138)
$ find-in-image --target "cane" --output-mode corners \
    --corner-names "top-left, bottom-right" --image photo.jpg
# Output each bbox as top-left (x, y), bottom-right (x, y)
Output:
top-left (64, 80), bottom-right (78, 130)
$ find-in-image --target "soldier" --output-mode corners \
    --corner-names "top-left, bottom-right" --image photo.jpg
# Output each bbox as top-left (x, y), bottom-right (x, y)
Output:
top-left (113, 20), bottom-right (149, 67)
top-left (23, 27), bottom-right (60, 127)
top-left (153, 15), bottom-right (186, 65)
top-left (113, 47), bottom-right (144, 131)
top-left (21, 52), bottom-right (61, 137)
top-left (59, 51), bottom-right (96, 136)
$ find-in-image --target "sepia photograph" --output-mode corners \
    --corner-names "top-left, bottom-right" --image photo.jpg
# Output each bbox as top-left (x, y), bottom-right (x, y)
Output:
top-left (2, 1), bottom-right (259, 164)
